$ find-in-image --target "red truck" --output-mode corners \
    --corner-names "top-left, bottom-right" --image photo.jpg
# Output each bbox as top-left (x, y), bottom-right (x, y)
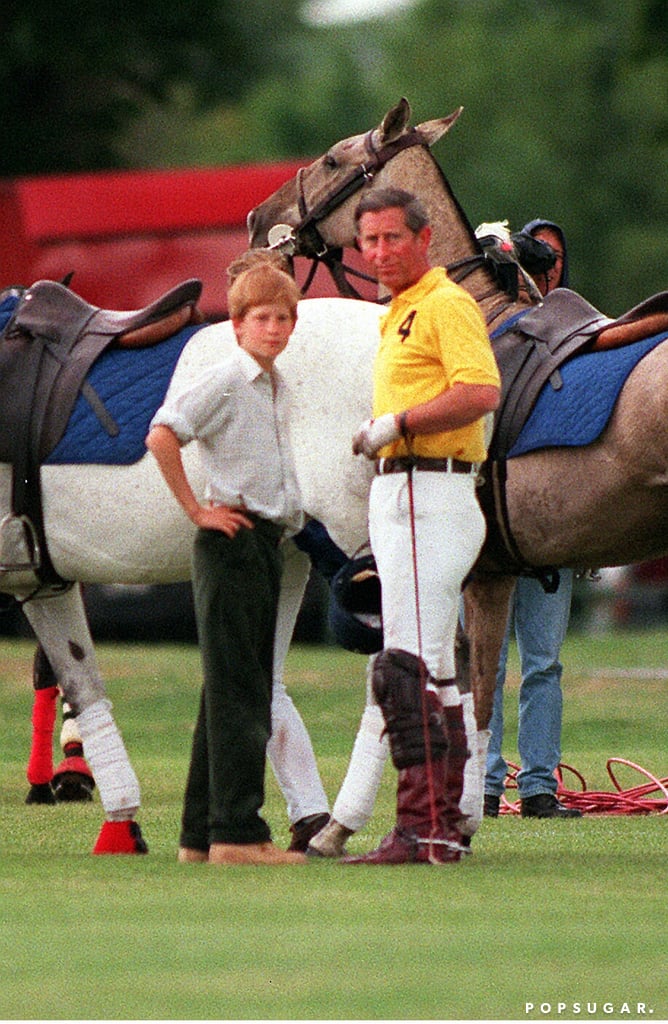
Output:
top-left (0, 160), bottom-right (346, 317)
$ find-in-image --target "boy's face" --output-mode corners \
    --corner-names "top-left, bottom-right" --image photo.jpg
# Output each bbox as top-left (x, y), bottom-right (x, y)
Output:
top-left (232, 301), bottom-right (296, 371)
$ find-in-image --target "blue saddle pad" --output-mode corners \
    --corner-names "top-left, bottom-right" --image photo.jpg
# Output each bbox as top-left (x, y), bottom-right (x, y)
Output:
top-left (46, 323), bottom-right (205, 465)
top-left (509, 331), bottom-right (667, 458)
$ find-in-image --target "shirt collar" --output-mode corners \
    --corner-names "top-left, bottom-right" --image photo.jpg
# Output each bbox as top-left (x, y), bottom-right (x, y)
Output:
top-left (234, 344), bottom-right (272, 382)
top-left (389, 266), bottom-right (447, 307)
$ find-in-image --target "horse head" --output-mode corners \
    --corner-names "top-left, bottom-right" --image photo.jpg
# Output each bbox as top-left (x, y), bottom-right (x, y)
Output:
top-left (247, 98), bottom-right (462, 257)
top-left (247, 98), bottom-right (531, 326)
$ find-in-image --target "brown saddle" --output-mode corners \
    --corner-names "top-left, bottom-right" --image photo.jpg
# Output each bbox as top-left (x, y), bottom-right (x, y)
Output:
top-left (490, 286), bottom-right (668, 460)
top-left (0, 277), bottom-right (203, 587)
top-left (480, 286), bottom-right (668, 586)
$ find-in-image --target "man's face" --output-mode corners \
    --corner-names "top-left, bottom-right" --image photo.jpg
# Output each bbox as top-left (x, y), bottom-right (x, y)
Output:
top-left (356, 207), bottom-right (431, 296)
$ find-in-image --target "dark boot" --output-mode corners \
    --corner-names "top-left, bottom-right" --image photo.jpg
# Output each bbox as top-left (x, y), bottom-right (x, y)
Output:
top-left (287, 812), bottom-right (330, 852)
top-left (343, 760), bottom-right (461, 865)
top-left (343, 649), bottom-right (461, 865)
top-left (521, 793), bottom-right (582, 818)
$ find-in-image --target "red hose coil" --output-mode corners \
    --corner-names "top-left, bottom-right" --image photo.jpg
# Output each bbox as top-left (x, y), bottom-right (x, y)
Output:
top-left (496, 758), bottom-right (668, 815)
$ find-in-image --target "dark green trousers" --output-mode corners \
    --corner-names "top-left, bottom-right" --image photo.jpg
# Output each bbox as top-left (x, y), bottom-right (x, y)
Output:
top-left (180, 521), bottom-right (283, 849)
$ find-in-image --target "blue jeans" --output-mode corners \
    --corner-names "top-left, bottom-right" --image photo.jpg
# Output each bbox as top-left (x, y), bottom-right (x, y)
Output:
top-left (485, 570), bottom-right (574, 799)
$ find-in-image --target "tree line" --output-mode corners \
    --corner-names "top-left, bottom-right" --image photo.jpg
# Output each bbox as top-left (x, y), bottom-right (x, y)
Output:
top-left (2, 0), bottom-right (665, 313)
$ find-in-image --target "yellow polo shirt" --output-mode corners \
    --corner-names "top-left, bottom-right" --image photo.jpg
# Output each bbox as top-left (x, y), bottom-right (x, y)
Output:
top-left (373, 267), bottom-right (500, 461)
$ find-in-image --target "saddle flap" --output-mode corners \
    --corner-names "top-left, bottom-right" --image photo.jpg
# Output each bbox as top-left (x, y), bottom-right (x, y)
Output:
top-left (516, 288), bottom-right (614, 347)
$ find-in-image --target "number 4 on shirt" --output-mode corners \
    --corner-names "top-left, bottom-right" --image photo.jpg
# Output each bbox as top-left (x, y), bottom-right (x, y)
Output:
top-left (398, 310), bottom-right (416, 341)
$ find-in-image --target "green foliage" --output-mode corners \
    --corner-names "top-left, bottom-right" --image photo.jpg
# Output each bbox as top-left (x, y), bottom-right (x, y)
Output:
top-left (0, 0), bottom-right (305, 174)
top-left (2, 0), bottom-right (665, 312)
top-left (0, 634), bottom-right (666, 1019)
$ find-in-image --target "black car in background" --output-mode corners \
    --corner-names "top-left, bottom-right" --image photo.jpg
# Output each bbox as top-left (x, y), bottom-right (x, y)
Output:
top-left (0, 570), bottom-right (330, 644)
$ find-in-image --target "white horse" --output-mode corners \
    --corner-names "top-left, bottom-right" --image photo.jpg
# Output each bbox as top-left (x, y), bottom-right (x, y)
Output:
top-left (1, 295), bottom-right (388, 851)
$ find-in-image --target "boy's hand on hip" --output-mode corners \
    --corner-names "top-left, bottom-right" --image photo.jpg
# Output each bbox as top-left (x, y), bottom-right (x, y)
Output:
top-left (193, 504), bottom-right (255, 537)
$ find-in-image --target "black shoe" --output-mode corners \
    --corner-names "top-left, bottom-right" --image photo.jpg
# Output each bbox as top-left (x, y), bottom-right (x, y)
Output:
top-left (520, 793), bottom-right (582, 819)
top-left (484, 794), bottom-right (500, 818)
top-left (288, 812), bottom-right (330, 852)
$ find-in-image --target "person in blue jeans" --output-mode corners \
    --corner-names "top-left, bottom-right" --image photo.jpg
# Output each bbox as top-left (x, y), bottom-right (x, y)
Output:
top-left (484, 219), bottom-right (582, 819)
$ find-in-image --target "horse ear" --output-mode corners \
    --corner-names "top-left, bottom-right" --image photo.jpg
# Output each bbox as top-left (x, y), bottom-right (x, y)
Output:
top-left (379, 98), bottom-right (412, 142)
top-left (416, 106), bottom-right (464, 148)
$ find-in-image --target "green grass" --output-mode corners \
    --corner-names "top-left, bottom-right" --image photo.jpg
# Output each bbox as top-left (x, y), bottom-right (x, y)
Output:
top-left (0, 632), bottom-right (666, 1020)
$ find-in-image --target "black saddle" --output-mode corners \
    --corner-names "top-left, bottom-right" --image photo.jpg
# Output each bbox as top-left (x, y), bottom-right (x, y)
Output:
top-left (490, 287), bottom-right (668, 460)
top-left (0, 277), bottom-right (202, 588)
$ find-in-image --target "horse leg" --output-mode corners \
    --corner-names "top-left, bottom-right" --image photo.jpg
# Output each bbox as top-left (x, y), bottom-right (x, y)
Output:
top-left (52, 694), bottom-right (95, 802)
top-left (26, 643), bottom-right (95, 803)
top-left (459, 575), bottom-right (515, 833)
top-left (25, 645), bottom-right (58, 804)
top-left (267, 540), bottom-right (330, 851)
top-left (21, 585), bottom-right (147, 853)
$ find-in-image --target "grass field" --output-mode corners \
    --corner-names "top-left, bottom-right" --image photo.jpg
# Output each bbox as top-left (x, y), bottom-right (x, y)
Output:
top-left (0, 630), bottom-right (666, 1021)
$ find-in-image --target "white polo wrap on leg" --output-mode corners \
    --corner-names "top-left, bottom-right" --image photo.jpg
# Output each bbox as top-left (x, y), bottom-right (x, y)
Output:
top-left (76, 699), bottom-right (140, 819)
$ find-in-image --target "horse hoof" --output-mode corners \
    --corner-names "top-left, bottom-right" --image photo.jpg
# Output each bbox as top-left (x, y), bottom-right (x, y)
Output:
top-left (53, 772), bottom-right (95, 802)
top-left (25, 782), bottom-right (56, 805)
top-left (92, 819), bottom-right (149, 855)
top-left (52, 755), bottom-right (95, 802)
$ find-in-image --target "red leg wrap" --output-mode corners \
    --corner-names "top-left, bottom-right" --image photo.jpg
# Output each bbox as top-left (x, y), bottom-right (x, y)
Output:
top-left (92, 820), bottom-right (148, 855)
top-left (27, 685), bottom-right (58, 785)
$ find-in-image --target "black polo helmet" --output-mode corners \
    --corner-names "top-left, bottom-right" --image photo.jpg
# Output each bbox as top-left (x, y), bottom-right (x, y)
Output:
top-left (328, 553), bottom-right (383, 654)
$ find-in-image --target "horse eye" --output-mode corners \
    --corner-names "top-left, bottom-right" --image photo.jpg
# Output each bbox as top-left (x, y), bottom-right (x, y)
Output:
top-left (324, 153), bottom-right (338, 170)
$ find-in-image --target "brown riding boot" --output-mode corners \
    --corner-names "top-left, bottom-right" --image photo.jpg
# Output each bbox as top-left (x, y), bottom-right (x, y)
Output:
top-left (342, 759), bottom-right (461, 865)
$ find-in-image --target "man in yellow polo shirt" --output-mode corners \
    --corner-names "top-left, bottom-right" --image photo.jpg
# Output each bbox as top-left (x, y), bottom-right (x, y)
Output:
top-left (348, 187), bottom-right (500, 865)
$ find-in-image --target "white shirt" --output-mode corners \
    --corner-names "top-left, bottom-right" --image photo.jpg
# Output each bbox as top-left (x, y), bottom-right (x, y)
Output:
top-left (150, 345), bottom-right (303, 535)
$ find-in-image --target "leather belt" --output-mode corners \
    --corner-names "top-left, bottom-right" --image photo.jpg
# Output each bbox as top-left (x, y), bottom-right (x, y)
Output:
top-left (376, 456), bottom-right (479, 475)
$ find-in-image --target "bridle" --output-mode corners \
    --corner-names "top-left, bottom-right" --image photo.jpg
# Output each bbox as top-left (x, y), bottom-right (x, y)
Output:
top-left (267, 126), bottom-right (520, 327)
top-left (271, 127), bottom-right (429, 299)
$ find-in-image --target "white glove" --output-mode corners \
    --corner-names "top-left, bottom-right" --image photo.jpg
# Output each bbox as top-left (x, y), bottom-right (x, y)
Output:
top-left (352, 413), bottom-right (401, 459)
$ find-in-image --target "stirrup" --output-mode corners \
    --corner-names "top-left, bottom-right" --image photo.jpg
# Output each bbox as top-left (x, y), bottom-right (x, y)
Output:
top-left (0, 513), bottom-right (41, 572)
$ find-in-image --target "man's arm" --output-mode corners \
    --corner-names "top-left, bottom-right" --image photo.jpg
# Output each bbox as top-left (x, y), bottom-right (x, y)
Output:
top-left (397, 382), bottom-right (500, 437)
top-left (353, 383), bottom-right (500, 457)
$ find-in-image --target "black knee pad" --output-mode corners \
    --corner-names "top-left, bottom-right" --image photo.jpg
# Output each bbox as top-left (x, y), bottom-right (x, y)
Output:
top-left (371, 648), bottom-right (448, 769)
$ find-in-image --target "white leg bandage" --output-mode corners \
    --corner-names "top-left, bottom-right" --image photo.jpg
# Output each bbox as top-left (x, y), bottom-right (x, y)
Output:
top-left (76, 699), bottom-right (140, 819)
top-left (459, 690), bottom-right (489, 838)
top-left (332, 665), bottom-right (389, 835)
